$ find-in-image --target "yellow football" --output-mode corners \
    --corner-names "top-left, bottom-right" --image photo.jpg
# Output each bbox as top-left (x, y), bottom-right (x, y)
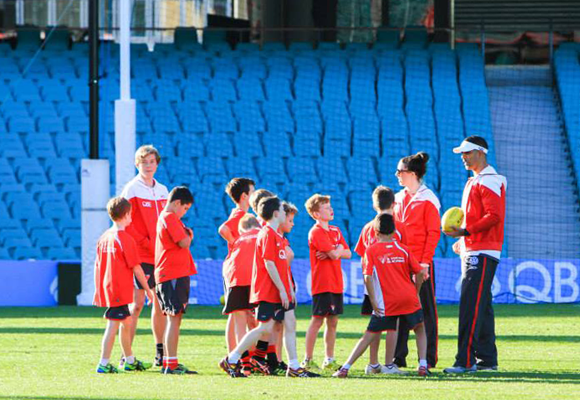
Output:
top-left (442, 207), bottom-right (464, 233)
top-left (220, 295), bottom-right (225, 305)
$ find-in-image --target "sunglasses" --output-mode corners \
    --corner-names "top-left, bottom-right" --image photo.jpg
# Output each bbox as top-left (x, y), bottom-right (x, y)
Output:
top-left (396, 169), bottom-right (411, 174)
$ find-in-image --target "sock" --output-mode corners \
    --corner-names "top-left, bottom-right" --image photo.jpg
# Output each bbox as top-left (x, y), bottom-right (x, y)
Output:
top-left (370, 363), bottom-right (380, 369)
top-left (254, 340), bottom-right (268, 359)
top-left (156, 343), bottom-right (164, 356)
top-left (228, 351), bottom-right (242, 365)
top-left (419, 359), bottom-right (428, 368)
top-left (167, 357), bottom-right (178, 370)
top-left (241, 351), bottom-right (251, 369)
top-left (99, 358), bottom-right (109, 367)
top-left (125, 355), bottom-right (135, 365)
top-left (163, 356), bottom-right (168, 369)
top-left (342, 363), bottom-right (351, 370)
top-left (325, 357), bottom-right (335, 364)
top-left (288, 359), bottom-right (300, 370)
top-left (267, 345), bottom-right (279, 367)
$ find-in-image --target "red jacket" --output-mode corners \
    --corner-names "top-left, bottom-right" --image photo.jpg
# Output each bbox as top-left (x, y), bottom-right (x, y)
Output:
top-left (394, 185), bottom-right (441, 265)
top-left (121, 176), bottom-right (168, 264)
top-left (461, 166), bottom-right (507, 253)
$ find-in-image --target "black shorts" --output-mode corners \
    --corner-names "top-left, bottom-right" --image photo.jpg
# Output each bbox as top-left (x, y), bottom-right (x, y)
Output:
top-left (135, 263), bottom-right (156, 289)
top-left (104, 305), bottom-right (131, 321)
top-left (312, 292), bottom-right (344, 317)
top-left (222, 286), bottom-right (254, 315)
top-left (366, 314), bottom-right (398, 332)
top-left (361, 294), bottom-right (373, 316)
top-left (156, 276), bottom-right (191, 316)
top-left (256, 301), bottom-right (296, 322)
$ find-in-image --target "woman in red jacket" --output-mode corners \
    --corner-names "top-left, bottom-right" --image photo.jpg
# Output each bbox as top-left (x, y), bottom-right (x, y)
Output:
top-left (393, 152), bottom-right (441, 369)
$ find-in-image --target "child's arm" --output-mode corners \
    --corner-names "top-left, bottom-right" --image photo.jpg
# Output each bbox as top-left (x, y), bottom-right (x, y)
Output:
top-left (218, 223), bottom-right (235, 244)
top-left (177, 228), bottom-right (193, 248)
top-left (364, 275), bottom-right (383, 317)
top-left (264, 260), bottom-right (290, 309)
top-left (318, 244), bottom-right (351, 260)
top-left (133, 265), bottom-right (154, 299)
top-left (414, 269), bottom-right (426, 294)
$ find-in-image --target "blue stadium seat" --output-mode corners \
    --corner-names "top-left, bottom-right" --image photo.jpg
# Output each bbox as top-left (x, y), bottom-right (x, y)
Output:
top-left (183, 82), bottom-right (211, 102)
top-left (287, 157), bottom-right (318, 184)
top-left (12, 246), bottom-right (43, 260)
top-left (26, 218), bottom-right (56, 233)
top-left (225, 157), bottom-right (257, 179)
top-left (197, 156), bottom-right (227, 184)
top-left (62, 228), bottom-right (81, 247)
top-left (234, 131), bottom-right (263, 157)
top-left (238, 78), bottom-right (266, 102)
top-left (256, 157), bottom-right (287, 183)
top-left (15, 163), bottom-right (48, 185)
top-left (38, 116), bottom-right (66, 134)
top-left (206, 102), bottom-right (237, 132)
top-left (55, 132), bottom-right (86, 158)
top-left (347, 156), bottom-right (378, 184)
top-left (318, 156), bottom-right (348, 184)
top-left (46, 247), bottom-right (77, 260)
top-left (8, 116), bottom-right (36, 134)
top-left (204, 132), bottom-right (234, 157)
top-left (25, 134), bottom-right (56, 158)
top-left (0, 161), bottom-right (18, 185)
top-left (155, 82), bottom-right (182, 102)
top-left (294, 130), bottom-right (322, 157)
top-left (31, 228), bottom-right (64, 248)
top-left (174, 133), bottom-right (205, 158)
top-left (0, 133), bottom-right (28, 158)
top-left (41, 201), bottom-right (72, 220)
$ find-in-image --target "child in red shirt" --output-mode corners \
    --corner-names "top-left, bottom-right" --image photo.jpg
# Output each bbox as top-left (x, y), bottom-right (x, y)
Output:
top-left (220, 197), bottom-right (317, 378)
top-left (333, 213), bottom-right (429, 378)
top-left (302, 194), bottom-right (351, 371)
top-left (155, 186), bottom-right (196, 375)
top-left (354, 185), bottom-right (408, 374)
top-left (93, 197), bottom-right (154, 373)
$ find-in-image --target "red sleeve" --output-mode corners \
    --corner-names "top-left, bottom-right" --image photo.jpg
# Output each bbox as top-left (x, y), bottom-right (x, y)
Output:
top-left (309, 227), bottom-right (334, 252)
top-left (420, 202), bottom-right (441, 265)
top-left (125, 199), bottom-right (151, 249)
top-left (354, 228), bottom-right (366, 257)
top-left (122, 234), bottom-right (141, 269)
top-left (224, 209), bottom-right (245, 235)
top-left (467, 185), bottom-right (502, 234)
top-left (166, 214), bottom-right (188, 244)
top-left (408, 250), bottom-right (423, 275)
top-left (338, 228), bottom-right (349, 250)
top-left (362, 249), bottom-right (375, 276)
top-left (261, 230), bottom-right (278, 262)
top-left (398, 223), bottom-right (408, 245)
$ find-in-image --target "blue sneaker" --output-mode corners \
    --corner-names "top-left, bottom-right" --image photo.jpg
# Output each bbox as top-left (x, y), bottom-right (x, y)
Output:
top-left (443, 365), bottom-right (477, 374)
top-left (96, 363), bottom-right (119, 374)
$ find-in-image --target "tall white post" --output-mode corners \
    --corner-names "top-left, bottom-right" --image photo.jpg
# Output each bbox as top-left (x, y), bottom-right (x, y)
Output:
top-left (115, 0), bottom-right (136, 195)
top-left (78, 160), bottom-right (110, 305)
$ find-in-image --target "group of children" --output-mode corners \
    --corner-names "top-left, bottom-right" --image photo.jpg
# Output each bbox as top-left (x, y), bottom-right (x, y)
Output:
top-left (93, 145), bottom-right (434, 378)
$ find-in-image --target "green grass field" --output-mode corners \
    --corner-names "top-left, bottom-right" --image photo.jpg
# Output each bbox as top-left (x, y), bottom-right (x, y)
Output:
top-left (1, 304), bottom-right (580, 400)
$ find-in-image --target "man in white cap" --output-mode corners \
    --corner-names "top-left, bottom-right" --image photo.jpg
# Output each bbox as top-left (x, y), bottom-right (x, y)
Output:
top-left (443, 136), bottom-right (507, 374)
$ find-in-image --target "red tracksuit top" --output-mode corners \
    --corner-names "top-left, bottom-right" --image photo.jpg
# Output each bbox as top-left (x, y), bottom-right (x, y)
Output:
top-left (121, 175), bottom-right (169, 264)
top-left (460, 165), bottom-right (507, 254)
top-left (394, 184), bottom-right (441, 265)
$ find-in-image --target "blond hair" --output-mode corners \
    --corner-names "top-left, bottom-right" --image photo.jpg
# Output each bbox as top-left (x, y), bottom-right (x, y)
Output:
top-left (304, 194), bottom-right (330, 218)
top-left (107, 196), bottom-right (132, 222)
top-left (135, 145), bottom-right (161, 165)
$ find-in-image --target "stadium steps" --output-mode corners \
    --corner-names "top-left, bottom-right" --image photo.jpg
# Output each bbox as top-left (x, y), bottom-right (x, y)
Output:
top-left (487, 66), bottom-right (580, 258)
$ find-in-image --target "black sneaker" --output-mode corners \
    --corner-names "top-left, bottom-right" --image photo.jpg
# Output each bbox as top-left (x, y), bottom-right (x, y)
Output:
top-left (272, 361), bottom-right (289, 376)
top-left (219, 357), bottom-right (246, 378)
top-left (162, 364), bottom-right (197, 375)
top-left (250, 356), bottom-right (271, 375)
top-left (476, 364), bottom-right (498, 371)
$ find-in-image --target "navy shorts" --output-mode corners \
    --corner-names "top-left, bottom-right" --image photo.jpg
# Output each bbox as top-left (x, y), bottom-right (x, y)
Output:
top-left (104, 305), bottom-right (131, 321)
top-left (256, 301), bottom-right (296, 322)
top-left (312, 292), bottom-right (343, 316)
top-left (222, 286), bottom-right (254, 315)
top-left (367, 309), bottom-right (424, 333)
top-left (135, 263), bottom-right (156, 290)
top-left (156, 276), bottom-right (191, 316)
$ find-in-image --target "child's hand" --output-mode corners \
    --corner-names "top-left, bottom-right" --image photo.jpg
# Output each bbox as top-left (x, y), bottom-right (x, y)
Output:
top-left (185, 227), bottom-right (193, 237)
top-left (373, 306), bottom-right (384, 317)
top-left (420, 263), bottom-right (430, 280)
top-left (452, 240), bottom-right (461, 255)
top-left (279, 290), bottom-right (290, 309)
top-left (315, 251), bottom-right (329, 260)
top-left (146, 289), bottom-right (155, 302)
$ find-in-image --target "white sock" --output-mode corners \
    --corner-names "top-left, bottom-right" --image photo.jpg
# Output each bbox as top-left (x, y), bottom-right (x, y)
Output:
top-left (370, 363), bottom-right (380, 369)
top-left (342, 363), bottom-right (351, 370)
top-left (289, 359), bottom-right (300, 370)
top-left (419, 359), bottom-right (428, 368)
top-left (228, 351), bottom-right (242, 364)
top-left (125, 355), bottom-right (135, 365)
top-left (99, 358), bottom-right (109, 366)
top-left (325, 357), bottom-right (335, 364)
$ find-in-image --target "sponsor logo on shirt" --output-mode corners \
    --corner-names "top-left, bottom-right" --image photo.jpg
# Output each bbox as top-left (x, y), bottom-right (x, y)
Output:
top-left (378, 255), bottom-right (405, 264)
top-left (279, 250), bottom-right (287, 260)
top-left (142, 201), bottom-right (152, 208)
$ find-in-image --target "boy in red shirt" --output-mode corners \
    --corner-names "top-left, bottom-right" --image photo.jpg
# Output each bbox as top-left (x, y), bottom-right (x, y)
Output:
top-left (155, 186), bottom-right (197, 375)
top-left (218, 177), bottom-right (256, 353)
top-left (302, 194), bottom-right (351, 371)
top-left (354, 185), bottom-right (408, 374)
top-left (333, 213), bottom-right (429, 378)
top-left (222, 214), bottom-right (261, 374)
top-left (93, 197), bottom-right (154, 373)
top-left (121, 145), bottom-right (169, 366)
top-left (219, 197), bottom-right (317, 378)
top-left (249, 188), bottom-right (275, 226)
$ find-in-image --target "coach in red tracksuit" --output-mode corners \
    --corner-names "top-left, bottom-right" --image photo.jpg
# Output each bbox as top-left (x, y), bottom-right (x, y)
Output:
top-left (393, 152), bottom-right (441, 368)
top-left (443, 136), bottom-right (507, 374)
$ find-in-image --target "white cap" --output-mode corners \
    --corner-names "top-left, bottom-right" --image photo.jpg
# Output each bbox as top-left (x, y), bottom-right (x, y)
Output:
top-left (453, 140), bottom-right (488, 154)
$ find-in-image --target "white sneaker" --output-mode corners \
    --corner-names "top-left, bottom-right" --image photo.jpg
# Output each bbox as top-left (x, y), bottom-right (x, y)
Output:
top-left (383, 364), bottom-right (408, 375)
top-left (364, 364), bottom-right (384, 374)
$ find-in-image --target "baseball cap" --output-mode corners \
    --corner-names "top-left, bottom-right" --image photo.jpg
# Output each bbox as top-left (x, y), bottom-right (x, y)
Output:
top-left (453, 136), bottom-right (489, 154)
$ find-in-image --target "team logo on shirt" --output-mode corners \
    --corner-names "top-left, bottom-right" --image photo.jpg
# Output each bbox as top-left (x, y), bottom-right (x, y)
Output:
top-left (142, 201), bottom-right (152, 208)
top-left (378, 255), bottom-right (404, 264)
top-left (279, 250), bottom-right (287, 260)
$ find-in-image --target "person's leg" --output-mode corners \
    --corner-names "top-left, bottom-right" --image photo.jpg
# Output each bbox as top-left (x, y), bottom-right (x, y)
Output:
top-left (383, 330), bottom-right (398, 366)
top-left (474, 261), bottom-right (499, 367)
top-left (413, 323), bottom-right (427, 363)
top-left (368, 334), bottom-right (381, 366)
top-left (245, 310), bottom-right (257, 330)
top-left (323, 315), bottom-right (339, 360)
top-left (129, 289), bottom-right (145, 345)
top-left (164, 313), bottom-right (183, 370)
top-left (99, 319), bottom-right (120, 366)
top-left (228, 320), bottom-right (275, 364)
top-left (304, 316), bottom-right (324, 361)
top-left (283, 311), bottom-right (299, 369)
top-left (267, 323), bottom-right (281, 368)
top-left (231, 311), bottom-right (249, 345)
top-left (151, 293), bottom-right (166, 364)
top-left (276, 323), bottom-right (284, 361)
top-left (420, 262), bottom-right (439, 367)
top-left (225, 314), bottom-right (237, 352)
top-left (341, 331), bottom-right (380, 369)
top-left (393, 317), bottom-right (410, 367)
top-left (119, 316), bottom-right (135, 361)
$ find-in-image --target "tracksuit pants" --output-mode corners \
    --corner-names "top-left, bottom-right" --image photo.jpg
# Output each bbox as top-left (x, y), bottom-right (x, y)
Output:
top-left (453, 254), bottom-right (499, 368)
top-left (394, 262), bottom-right (439, 368)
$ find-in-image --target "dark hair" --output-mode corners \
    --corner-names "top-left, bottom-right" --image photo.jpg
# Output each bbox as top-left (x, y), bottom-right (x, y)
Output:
top-left (373, 213), bottom-right (395, 236)
top-left (372, 186), bottom-right (395, 211)
top-left (239, 214), bottom-right (260, 232)
top-left (283, 201), bottom-right (298, 215)
top-left (107, 196), bottom-right (132, 221)
top-left (258, 196), bottom-right (281, 221)
top-left (250, 188), bottom-right (275, 213)
top-left (225, 177), bottom-right (255, 203)
top-left (400, 152), bottom-right (430, 180)
top-left (465, 135), bottom-right (489, 150)
top-left (168, 186), bottom-right (193, 205)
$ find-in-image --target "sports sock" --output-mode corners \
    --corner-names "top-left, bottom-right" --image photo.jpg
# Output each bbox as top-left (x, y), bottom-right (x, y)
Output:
top-left (162, 356), bottom-right (168, 369)
top-left (325, 357), bottom-right (335, 364)
top-left (228, 351), bottom-right (242, 365)
top-left (99, 358), bottom-right (109, 367)
top-left (370, 363), bottom-right (380, 369)
top-left (125, 355), bottom-right (135, 365)
top-left (419, 359), bottom-right (428, 368)
top-left (288, 359), bottom-right (300, 370)
top-left (342, 363), bottom-right (352, 370)
top-left (254, 340), bottom-right (268, 359)
top-left (156, 343), bottom-right (164, 356)
top-left (167, 357), bottom-right (178, 370)
top-left (241, 351), bottom-right (251, 368)
top-left (267, 345), bottom-right (279, 368)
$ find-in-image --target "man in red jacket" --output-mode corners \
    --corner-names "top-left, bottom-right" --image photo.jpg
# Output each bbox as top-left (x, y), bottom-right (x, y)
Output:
top-left (444, 136), bottom-right (507, 374)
